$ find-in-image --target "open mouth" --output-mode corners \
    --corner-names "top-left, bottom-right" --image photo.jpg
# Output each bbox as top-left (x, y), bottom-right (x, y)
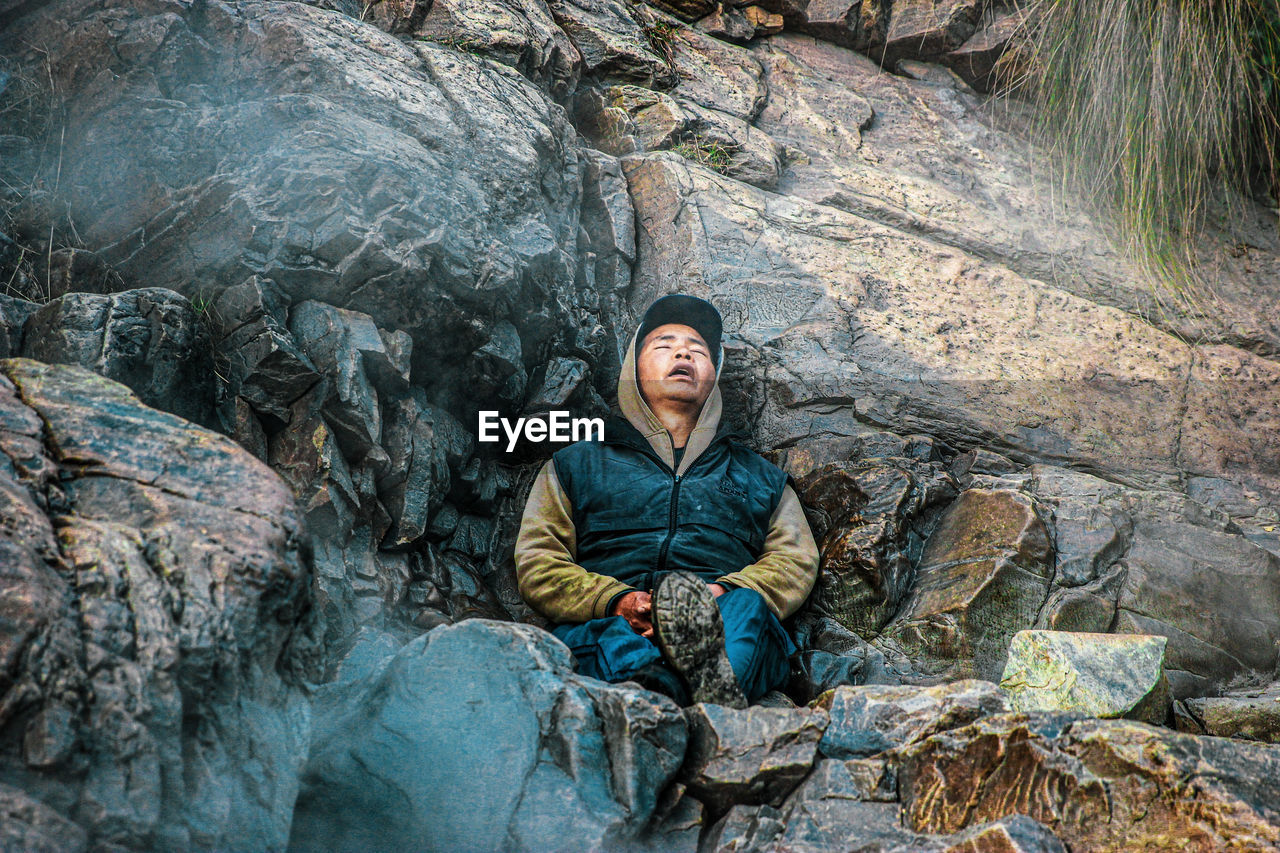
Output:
top-left (668, 365), bottom-right (695, 380)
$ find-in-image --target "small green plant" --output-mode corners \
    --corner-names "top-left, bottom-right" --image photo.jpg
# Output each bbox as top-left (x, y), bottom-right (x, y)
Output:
top-left (643, 19), bottom-right (679, 67)
top-left (672, 135), bottom-right (735, 174)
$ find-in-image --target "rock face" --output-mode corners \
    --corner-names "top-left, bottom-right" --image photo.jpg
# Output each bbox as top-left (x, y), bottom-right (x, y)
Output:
top-left (899, 713), bottom-right (1280, 852)
top-left (20, 288), bottom-right (217, 428)
top-left (0, 360), bottom-right (311, 851)
top-left (290, 620), bottom-right (687, 852)
top-left (3, 0), bottom-right (1280, 848)
top-left (816, 681), bottom-right (1010, 759)
top-left (794, 457), bottom-right (957, 637)
top-left (680, 702), bottom-right (829, 810)
top-left (877, 488), bottom-right (1054, 682)
top-left (1179, 688), bottom-right (1280, 744)
top-left (1000, 630), bottom-right (1171, 724)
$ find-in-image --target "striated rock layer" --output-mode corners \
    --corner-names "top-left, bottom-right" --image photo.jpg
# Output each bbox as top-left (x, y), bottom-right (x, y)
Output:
top-left (0, 360), bottom-right (311, 851)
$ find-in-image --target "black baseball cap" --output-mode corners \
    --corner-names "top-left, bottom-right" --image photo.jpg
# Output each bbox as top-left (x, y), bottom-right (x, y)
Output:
top-left (635, 294), bottom-right (723, 367)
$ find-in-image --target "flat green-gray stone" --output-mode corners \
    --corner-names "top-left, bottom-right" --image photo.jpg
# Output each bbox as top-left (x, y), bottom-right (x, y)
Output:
top-left (999, 630), bottom-right (1170, 724)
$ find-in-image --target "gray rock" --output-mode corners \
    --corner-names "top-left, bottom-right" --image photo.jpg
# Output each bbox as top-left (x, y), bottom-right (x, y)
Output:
top-left (668, 19), bottom-right (767, 119)
top-left (626, 791), bottom-right (704, 853)
top-left (877, 489), bottom-right (1054, 681)
top-left (942, 8), bottom-right (1028, 93)
top-left (704, 803), bottom-right (786, 853)
top-left (789, 612), bottom-right (896, 704)
top-left (934, 816), bottom-right (1067, 853)
top-left (0, 293), bottom-right (39, 356)
top-left (0, 359), bottom-right (311, 851)
top-left (772, 760), bottom-right (921, 852)
top-left (291, 620), bottom-right (688, 852)
top-left (999, 630), bottom-right (1171, 725)
top-left (0, 783), bottom-right (88, 853)
top-left (697, 4), bottom-right (757, 44)
top-left (680, 702), bottom-right (829, 810)
top-left (378, 389), bottom-right (471, 548)
top-left (21, 288), bottom-right (217, 427)
top-left (877, 0), bottom-right (986, 66)
top-left (6, 0), bottom-right (602, 387)
top-left (415, 0), bottom-right (582, 95)
top-left (1027, 465), bottom-right (1280, 698)
top-left (788, 0), bottom-right (891, 53)
top-left (1181, 688), bottom-right (1280, 744)
top-left (795, 458), bottom-right (957, 637)
top-left (289, 300), bottom-right (386, 462)
top-left (582, 86), bottom-right (781, 187)
top-left (547, 0), bottom-right (676, 85)
top-left (816, 680), bottom-right (1009, 759)
top-left (212, 276), bottom-right (321, 425)
top-left (646, 0), bottom-right (717, 22)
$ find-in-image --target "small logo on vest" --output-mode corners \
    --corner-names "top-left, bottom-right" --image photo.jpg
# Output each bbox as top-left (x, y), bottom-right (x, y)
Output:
top-left (716, 477), bottom-right (747, 499)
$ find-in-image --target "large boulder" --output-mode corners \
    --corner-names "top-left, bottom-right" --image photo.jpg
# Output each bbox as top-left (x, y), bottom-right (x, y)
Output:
top-left (1179, 688), bottom-right (1280, 744)
top-left (876, 488), bottom-right (1054, 681)
top-left (0, 359), bottom-right (311, 851)
top-left (999, 630), bottom-right (1171, 724)
top-left (793, 458), bottom-right (956, 637)
top-left (1027, 465), bottom-right (1280, 698)
top-left (816, 680), bottom-right (1010, 759)
top-left (899, 713), bottom-right (1280, 852)
top-left (2, 0), bottom-right (615, 379)
top-left (290, 620), bottom-right (688, 852)
top-left (680, 702), bottom-right (829, 810)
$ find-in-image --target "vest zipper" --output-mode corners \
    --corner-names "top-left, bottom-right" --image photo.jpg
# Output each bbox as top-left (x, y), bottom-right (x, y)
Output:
top-left (655, 471), bottom-right (681, 573)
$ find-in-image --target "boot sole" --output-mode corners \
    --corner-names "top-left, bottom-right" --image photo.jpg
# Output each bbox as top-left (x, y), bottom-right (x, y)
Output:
top-left (653, 572), bottom-right (747, 709)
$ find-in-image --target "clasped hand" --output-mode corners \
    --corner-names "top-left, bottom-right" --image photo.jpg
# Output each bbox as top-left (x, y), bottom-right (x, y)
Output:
top-left (611, 583), bottom-right (725, 638)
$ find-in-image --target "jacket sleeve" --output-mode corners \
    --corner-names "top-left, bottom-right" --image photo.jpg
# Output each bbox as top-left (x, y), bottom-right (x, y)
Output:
top-left (515, 460), bottom-right (636, 623)
top-left (715, 484), bottom-right (819, 619)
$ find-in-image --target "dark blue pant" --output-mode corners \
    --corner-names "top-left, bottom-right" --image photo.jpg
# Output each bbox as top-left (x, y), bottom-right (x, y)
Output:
top-left (551, 587), bottom-right (795, 702)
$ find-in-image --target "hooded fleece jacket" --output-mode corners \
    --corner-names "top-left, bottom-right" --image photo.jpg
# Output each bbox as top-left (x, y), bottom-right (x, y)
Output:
top-left (515, 326), bottom-right (819, 624)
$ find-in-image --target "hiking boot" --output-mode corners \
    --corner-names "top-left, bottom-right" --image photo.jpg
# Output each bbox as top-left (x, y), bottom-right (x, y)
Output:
top-left (653, 571), bottom-right (747, 709)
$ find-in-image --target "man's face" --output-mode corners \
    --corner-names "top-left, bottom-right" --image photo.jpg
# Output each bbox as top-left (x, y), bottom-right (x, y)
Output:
top-left (636, 323), bottom-right (716, 410)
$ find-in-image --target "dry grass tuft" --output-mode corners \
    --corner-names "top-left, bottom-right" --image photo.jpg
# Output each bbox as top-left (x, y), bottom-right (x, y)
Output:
top-left (1012, 0), bottom-right (1280, 308)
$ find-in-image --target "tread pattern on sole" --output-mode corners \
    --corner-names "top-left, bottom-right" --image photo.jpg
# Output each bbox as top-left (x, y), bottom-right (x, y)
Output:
top-left (653, 572), bottom-right (747, 709)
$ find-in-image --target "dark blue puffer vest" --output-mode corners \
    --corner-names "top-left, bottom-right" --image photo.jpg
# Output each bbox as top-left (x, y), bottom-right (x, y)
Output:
top-left (552, 417), bottom-right (788, 593)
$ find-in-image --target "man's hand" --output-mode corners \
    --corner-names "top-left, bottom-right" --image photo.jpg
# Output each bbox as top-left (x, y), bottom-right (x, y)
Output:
top-left (708, 583), bottom-right (726, 598)
top-left (612, 590), bottom-right (654, 638)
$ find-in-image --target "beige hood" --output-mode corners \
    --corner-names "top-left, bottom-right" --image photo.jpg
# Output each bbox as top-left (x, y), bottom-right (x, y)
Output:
top-left (616, 325), bottom-right (723, 477)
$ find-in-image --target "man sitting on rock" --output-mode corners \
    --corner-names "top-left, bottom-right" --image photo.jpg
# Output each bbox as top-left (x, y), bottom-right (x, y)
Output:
top-left (515, 294), bottom-right (819, 708)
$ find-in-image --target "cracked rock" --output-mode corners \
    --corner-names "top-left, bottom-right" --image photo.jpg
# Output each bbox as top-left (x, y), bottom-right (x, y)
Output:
top-left (21, 288), bottom-right (217, 428)
top-left (0, 359), bottom-right (311, 851)
top-left (999, 630), bottom-right (1171, 724)
top-left (899, 713), bottom-right (1280, 852)
top-left (816, 680), bottom-right (1009, 759)
top-left (680, 702), bottom-right (829, 810)
top-left (291, 620), bottom-right (687, 852)
top-left (876, 488), bottom-right (1054, 681)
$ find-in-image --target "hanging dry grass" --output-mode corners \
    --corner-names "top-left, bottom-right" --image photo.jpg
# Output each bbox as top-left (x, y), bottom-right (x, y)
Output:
top-left (1013, 0), bottom-right (1280, 307)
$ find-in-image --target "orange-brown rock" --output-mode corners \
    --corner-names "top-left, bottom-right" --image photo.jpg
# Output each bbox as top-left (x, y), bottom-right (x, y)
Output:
top-left (877, 489), bottom-right (1053, 681)
top-left (898, 713), bottom-right (1280, 852)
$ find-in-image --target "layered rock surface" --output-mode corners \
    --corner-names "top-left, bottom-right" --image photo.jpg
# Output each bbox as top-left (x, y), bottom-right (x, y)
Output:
top-left (0, 360), bottom-right (310, 851)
